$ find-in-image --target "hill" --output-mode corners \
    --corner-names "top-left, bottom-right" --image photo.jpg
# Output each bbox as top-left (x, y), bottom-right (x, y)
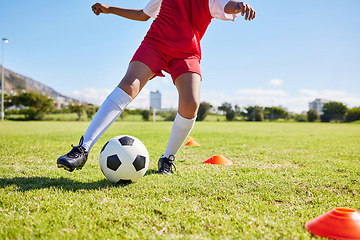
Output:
top-left (1, 65), bottom-right (76, 105)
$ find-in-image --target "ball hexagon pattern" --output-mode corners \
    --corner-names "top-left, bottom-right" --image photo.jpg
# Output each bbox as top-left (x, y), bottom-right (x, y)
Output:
top-left (133, 154), bottom-right (147, 171)
top-left (118, 136), bottom-right (134, 146)
top-left (107, 154), bottom-right (122, 171)
top-left (99, 135), bottom-right (149, 183)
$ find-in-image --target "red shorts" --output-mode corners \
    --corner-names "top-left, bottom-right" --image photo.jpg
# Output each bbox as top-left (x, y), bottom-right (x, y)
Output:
top-left (130, 44), bottom-right (201, 83)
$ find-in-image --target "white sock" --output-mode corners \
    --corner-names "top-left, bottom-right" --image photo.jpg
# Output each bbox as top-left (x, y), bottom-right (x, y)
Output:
top-left (164, 112), bottom-right (196, 158)
top-left (82, 87), bottom-right (132, 151)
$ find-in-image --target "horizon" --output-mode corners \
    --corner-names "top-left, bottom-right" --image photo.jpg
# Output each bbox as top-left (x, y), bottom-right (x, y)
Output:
top-left (1, 64), bottom-right (335, 114)
top-left (1, 0), bottom-right (360, 113)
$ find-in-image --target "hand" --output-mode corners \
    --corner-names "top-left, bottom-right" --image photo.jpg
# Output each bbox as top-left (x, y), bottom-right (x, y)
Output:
top-left (92, 3), bottom-right (110, 15)
top-left (236, 2), bottom-right (256, 21)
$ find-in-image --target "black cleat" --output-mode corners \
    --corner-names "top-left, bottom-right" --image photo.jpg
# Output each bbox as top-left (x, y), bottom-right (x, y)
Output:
top-left (157, 155), bottom-right (176, 175)
top-left (57, 136), bottom-right (88, 172)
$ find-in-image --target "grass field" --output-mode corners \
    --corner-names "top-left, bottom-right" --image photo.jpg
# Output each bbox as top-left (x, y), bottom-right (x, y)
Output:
top-left (0, 121), bottom-right (359, 239)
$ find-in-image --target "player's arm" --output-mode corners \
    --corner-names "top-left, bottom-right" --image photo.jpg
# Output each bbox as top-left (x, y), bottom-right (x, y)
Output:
top-left (224, 1), bottom-right (256, 21)
top-left (92, 3), bottom-right (151, 21)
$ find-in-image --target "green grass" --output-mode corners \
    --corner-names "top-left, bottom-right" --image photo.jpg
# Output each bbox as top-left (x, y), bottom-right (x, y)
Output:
top-left (0, 121), bottom-right (359, 239)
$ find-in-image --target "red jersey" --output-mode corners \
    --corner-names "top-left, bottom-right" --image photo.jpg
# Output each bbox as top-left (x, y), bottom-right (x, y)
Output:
top-left (142, 0), bottom-right (213, 60)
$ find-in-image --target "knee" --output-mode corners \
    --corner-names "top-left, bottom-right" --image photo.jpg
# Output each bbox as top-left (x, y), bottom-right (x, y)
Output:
top-left (190, 98), bottom-right (200, 113)
top-left (179, 97), bottom-right (200, 119)
top-left (118, 79), bottom-right (139, 99)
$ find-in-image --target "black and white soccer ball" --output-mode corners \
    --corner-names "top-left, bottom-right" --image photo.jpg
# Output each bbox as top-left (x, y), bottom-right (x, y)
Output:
top-left (99, 135), bottom-right (149, 183)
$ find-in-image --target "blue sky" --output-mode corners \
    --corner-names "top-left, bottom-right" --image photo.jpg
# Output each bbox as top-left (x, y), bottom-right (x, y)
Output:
top-left (1, 0), bottom-right (360, 113)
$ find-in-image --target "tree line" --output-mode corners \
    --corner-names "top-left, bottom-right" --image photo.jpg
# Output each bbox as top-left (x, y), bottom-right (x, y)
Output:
top-left (3, 91), bottom-right (360, 122)
top-left (3, 91), bottom-right (99, 120)
top-left (197, 101), bottom-right (360, 122)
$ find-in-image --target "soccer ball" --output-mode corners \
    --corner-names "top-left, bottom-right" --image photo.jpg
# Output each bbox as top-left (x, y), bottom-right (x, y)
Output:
top-left (99, 135), bottom-right (149, 183)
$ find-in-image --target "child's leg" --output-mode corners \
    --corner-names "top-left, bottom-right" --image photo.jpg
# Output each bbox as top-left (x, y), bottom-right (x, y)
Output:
top-left (81, 87), bottom-right (132, 151)
top-left (82, 61), bottom-right (155, 151)
top-left (57, 61), bottom-right (154, 172)
top-left (163, 72), bottom-right (201, 158)
top-left (158, 72), bottom-right (201, 174)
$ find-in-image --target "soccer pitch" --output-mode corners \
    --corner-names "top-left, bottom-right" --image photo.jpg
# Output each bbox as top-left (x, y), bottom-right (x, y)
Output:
top-left (0, 121), bottom-right (359, 239)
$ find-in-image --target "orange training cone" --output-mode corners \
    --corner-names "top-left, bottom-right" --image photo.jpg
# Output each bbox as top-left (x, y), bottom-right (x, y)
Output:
top-left (185, 140), bottom-right (201, 146)
top-left (305, 207), bottom-right (360, 239)
top-left (203, 155), bottom-right (233, 166)
top-left (186, 136), bottom-right (194, 141)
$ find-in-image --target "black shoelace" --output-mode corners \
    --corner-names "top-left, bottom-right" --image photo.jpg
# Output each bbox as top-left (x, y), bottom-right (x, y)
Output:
top-left (66, 145), bottom-right (85, 158)
top-left (164, 159), bottom-right (176, 172)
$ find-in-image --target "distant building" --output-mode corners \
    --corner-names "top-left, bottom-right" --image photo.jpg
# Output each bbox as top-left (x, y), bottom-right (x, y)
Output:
top-left (278, 105), bottom-right (288, 112)
top-left (54, 96), bottom-right (68, 109)
top-left (309, 99), bottom-right (329, 114)
top-left (222, 102), bottom-right (232, 108)
top-left (150, 91), bottom-right (161, 110)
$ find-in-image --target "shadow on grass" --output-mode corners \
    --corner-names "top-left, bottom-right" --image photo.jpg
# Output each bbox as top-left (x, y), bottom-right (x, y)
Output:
top-left (0, 169), bottom-right (159, 192)
top-left (144, 169), bottom-right (158, 176)
top-left (0, 177), bottom-right (126, 192)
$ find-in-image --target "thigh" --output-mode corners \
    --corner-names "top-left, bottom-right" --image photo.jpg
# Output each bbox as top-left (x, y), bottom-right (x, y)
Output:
top-left (168, 56), bottom-right (201, 83)
top-left (118, 61), bottom-right (155, 99)
top-left (131, 44), bottom-right (167, 78)
top-left (174, 72), bottom-right (202, 119)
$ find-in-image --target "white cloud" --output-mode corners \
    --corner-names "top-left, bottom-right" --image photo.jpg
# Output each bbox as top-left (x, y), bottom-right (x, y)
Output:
top-left (319, 90), bottom-right (348, 98)
top-left (66, 86), bottom-right (178, 110)
top-left (268, 78), bottom-right (284, 87)
top-left (298, 88), bottom-right (318, 97)
top-left (201, 90), bottom-right (309, 113)
top-left (67, 88), bottom-right (111, 105)
top-left (66, 87), bottom-right (360, 115)
top-left (129, 89), bottom-right (150, 109)
top-left (236, 88), bottom-right (288, 97)
top-left (130, 86), bottom-right (178, 110)
top-left (299, 88), bottom-right (360, 109)
top-left (147, 76), bottom-right (172, 88)
top-left (204, 87), bottom-right (360, 113)
top-left (299, 88), bottom-right (348, 98)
